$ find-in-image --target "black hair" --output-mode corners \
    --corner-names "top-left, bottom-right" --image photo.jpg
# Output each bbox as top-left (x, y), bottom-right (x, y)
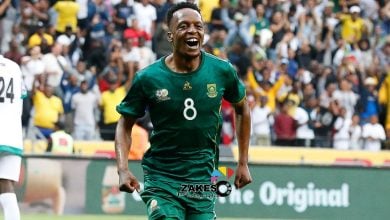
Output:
top-left (165, 2), bottom-right (201, 27)
top-left (55, 121), bottom-right (65, 130)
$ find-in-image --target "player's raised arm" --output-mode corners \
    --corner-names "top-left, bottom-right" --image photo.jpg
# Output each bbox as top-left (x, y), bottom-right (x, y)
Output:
top-left (115, 116), bottom-right (140, 193)
top-left (232, 97), bottom-right (252, 189)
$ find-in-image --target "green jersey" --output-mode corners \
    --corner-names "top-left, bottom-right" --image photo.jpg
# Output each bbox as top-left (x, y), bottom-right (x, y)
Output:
top-left (117, 51), bottom-right (246, 183)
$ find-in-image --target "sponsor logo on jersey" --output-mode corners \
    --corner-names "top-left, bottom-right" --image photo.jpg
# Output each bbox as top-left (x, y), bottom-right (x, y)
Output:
top-left (149, 199), bottom-right (159, 213)
top-left (155, 89), bottom-right (170, 102)
top-left (183, 81), bottom-right (192, 90)
top-left (177, 166), bottom-right (234, 198)
top-left (207, 84), bottom-right (217, 98)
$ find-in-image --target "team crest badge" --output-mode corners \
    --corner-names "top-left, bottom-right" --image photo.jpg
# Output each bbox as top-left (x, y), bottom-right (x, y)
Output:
top-left (183, 81), bottom-right (192, 90)
top-left (207, 84), bottom-right (218, 98)
top-left (155, 89), bottom-right (170, 102)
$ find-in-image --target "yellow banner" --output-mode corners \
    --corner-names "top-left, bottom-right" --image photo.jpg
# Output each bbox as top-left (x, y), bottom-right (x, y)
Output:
top-left (232, 146), bottom-right (390, 167)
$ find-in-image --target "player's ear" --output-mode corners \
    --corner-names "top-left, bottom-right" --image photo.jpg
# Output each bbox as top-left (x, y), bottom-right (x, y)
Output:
top-left (167, 32), bottom-right (173, 42)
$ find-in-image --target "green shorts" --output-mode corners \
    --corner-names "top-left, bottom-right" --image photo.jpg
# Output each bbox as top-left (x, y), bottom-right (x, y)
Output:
top-left (140, 178), bottom-right (217, 220)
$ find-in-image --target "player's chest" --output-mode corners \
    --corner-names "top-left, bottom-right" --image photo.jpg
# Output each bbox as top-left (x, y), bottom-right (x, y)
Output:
top-left (146, 77), bottom-right (224, 112)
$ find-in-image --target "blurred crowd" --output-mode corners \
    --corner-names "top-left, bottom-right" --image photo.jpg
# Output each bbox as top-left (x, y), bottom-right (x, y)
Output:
top-left (0, 0), bottom-right (389, 151)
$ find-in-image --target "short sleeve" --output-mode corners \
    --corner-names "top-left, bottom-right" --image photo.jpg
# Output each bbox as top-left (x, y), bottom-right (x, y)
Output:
top-left (116, 73), bottom-right (147, 118)
top-left (223, 63), bottom-right (246, 104)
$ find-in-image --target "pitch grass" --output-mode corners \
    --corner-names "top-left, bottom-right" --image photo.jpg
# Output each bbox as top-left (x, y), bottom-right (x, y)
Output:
top-left (22, 214), bottom-right (271, 220)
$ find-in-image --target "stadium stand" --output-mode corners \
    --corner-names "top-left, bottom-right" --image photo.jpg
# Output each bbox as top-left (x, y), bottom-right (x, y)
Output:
top-left (0, 0), bottom-right (389, 152)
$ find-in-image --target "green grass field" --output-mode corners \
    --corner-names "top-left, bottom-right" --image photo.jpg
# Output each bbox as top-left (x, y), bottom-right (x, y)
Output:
top-left (21, 214), bottom-right (269, 220)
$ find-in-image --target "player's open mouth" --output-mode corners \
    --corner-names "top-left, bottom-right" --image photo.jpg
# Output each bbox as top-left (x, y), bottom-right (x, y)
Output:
top-left (185, 38), bottom-right (199, 48)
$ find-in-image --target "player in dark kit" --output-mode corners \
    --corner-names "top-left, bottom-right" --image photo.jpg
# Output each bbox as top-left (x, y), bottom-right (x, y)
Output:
top-left (115, 2), bottom-right (252, 219)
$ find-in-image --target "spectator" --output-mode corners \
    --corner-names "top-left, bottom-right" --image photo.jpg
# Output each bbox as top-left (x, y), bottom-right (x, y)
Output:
top-left (87, 0), bottom-right (110, 26)
top-left (296, 39), bottom-right (316, 69)
top-left (337, 6), bottom-right (366, 44)
top-left (298, 9), bottom-right (321, 46)
top-left (99, 69), bottom-right (132, 140)
top-left (290, 97), bottom-right (314, 147)
top-left (60, 72), bottom-right (80, 133)
top-left (199, 0), bottom-right (219, 28)
top-left (98, 41), bottom-right (124, 92)
top-left (27, 21), bottom-right (53, 52)
top-left (20, 46), bottom-right (45, 134)
top-left (333, 107), bottom-right (351, 150)
top-left (46, 121), bottom-right (74, 154)
top-left (20, 0), bottom-right (50, 35)
top-left (221, 6), bottom-right (255, 47)
top-left (362, 115), bottom-right (386, 151)
top-left (353, 38), bottom-right (374, 70)
top-left (254, 3), bottom-right (270, 33)
top-left (76, 0), bottom-right (89, 34)
top-left (21, 46), bottom-right (45, 92)
top-left (357, 76), bottom-right (380, 124)
top-left (319, 81), bottom-right (337, 108)
top-left (56, 25), bottom-right (80, 66)
top-left (250, 95), bottom-right (273, 146)
top-left (209, 0), bottom-right (230, 33)
top-left (359, 0), bottom-right (379, 22)
top-left (349, 114), bottom-right (362, 150)
top-left (121, 37), bottom-right (140, 84)
top-left (71, 80), bottom-right (100, 140)
top-left (137, 36), bottom-right (155, 70)
top-left (42, 43), bottom-right (71, 96)
top-left (133, 0), bottom-right (156, 36)
top-left (268, 11), bottom-right (290, 61)
top-left (311, 100), bottom-right (339, 148)
top-left (276, 31), bottom-right (298, 61)
top-left (112, 0), bottom-right (134, 32)
top-left (4, 37), bottom-right (23, 64)
top-left (247, 67), bottom-right (286, 112)
top-left (333, 78), bottom-right (359, 118)
top-left (31, 77), bottom-right (64, 139)
top-left (52, 0), bottom-right (80, 36)
top-left (313, 66), bottom-right (336, 97)
top-left (374, 37), bottom-right (390, 72)
top-left (375, 5), bottom-right (390, 42)
top-left (87, 10), bottom-right (106, 42)
top-left (274, 100), bottom-right (297, 146)
top-left (3, 24), bottom-right (26, 56)
top-left (84, 39), bottom-right (107, 74)
top-left (123, 17), bottom-right (152, 47)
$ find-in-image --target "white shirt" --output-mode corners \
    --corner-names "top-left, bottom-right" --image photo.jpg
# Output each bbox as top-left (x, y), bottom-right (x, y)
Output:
top-left (76, 0), bottom-right (88, 19)
top-left (133, 2), bottom-right (157, 35)
top-left (0, 55), bottom-right (25, 153)
top-left (42, 53), bottom-right (67, 87)
top-left (333, 90), bottom-right (359, 117)
top-left (71, 91), bottom-right (100, 126)
top-left (349, 124), bottom-right (362, 150)
top-left (294, 107), bottom-right (315, 139)
top-left (333, 117), bottom-right (352, 140)
top-left (251, 106), bottom-right (272, 136)
top-left (333, 116), bottom-right (352, 150)
top-left (122, 47), bottom-right (141, 63)
top-left (138, 46), bottom-right (156, 69)
top-left (360, 0), bottom-right (379, 20)
top-left (21, 57), bottom-right (45, 91)
top-left (362, 123), bottom-right (386, 151)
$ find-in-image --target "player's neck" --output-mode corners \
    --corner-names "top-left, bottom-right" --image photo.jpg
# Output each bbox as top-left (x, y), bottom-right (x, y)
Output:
top-left (166, 53), bottom-right (201, 74)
